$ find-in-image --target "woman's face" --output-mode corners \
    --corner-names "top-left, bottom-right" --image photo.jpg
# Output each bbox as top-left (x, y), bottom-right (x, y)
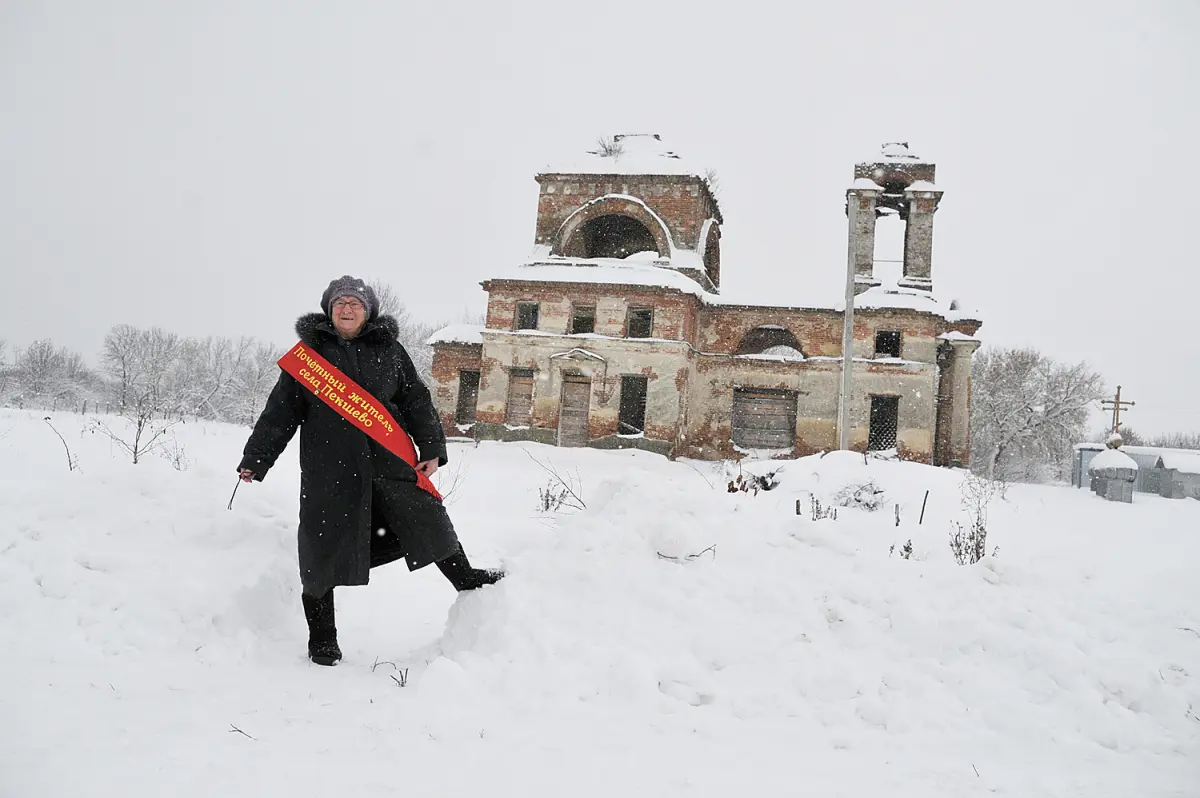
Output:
top-left (331, 296), bottom-right (368, 338)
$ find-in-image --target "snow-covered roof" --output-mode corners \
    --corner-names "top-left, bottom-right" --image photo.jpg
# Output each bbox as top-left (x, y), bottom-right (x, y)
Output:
top-left (937, 331), bottom-right (979, 343)
top-left (879, 142), bottom-right (927, 162)
top-left (907, 180), bottom-right (939, 192)
top-left (427, 323), bottom-right (485, 346)
top-left (484, 263), bottom-right (978, 324)
top-left (1088, 448), bottom-right (1140, 472)
top-left (850, 177), bottom-right (882, 191)
top-left (1156, 452), bottom-right (1200, 474)
top-left (488, 258), bottom-right (715, 299)
top-left (540, 133), bottom-right (705, 178)
top-left (854, 284), bottom-right (950, 314)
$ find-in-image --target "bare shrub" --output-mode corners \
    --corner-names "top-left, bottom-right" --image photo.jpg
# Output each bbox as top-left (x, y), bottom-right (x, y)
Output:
top-left (43, 417), bottom-right (79, 472)
top-left (89, 400), bottom-right (178, 465)
top-left (160, 434), bottom-right (189, 472)
top-left (810, 496), bottom-right (838, 521)
top-left (833, 479), bottom-right (885, 511)
top-left (525, 450), bottom-right (585, 512)
top-left (592, 136), bottom-right (624, 157)
top-left (949, 472), bottom-right (1003, 565)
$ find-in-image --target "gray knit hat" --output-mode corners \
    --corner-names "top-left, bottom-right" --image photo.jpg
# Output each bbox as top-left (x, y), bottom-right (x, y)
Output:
top-left (321, 275), bottom-right (377, 320)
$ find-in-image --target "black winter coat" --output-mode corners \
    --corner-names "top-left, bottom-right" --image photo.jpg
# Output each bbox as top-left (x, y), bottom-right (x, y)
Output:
top-left (238, 313), bottom-right (458, 595)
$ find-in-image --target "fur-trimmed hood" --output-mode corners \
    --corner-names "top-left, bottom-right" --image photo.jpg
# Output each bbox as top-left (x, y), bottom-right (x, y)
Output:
top-left (295, 312), bottom-right (400, 347)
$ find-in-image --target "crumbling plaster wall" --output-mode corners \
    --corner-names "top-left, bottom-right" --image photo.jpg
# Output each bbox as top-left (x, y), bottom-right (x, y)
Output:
top-left (472, 332), bottom-right (690, 451)
top-left (681, 357), bottom-right (937, 462)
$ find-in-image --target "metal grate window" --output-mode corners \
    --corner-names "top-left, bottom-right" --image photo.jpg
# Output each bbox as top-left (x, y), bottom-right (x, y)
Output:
top-left (868, 395), bottom-right (900, 450)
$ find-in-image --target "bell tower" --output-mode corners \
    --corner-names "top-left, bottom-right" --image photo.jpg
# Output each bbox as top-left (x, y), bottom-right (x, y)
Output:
top-left (532, 134), bottom-right (724, 292)
top-left (846, 142), bottom-right (943, 294)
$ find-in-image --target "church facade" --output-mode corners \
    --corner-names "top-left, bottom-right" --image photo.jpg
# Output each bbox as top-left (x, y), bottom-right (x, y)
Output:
top-left (428, 135), bottom-right (982, 465)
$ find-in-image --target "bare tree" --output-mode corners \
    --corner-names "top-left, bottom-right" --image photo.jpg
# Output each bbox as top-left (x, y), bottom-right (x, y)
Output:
top-left (367, 278), bottom-right (440, 383)
top-left (1150, 431), bottom-right (1200, 450)
top-left (101, 324), bottom-right (144, 411)
top-left (591, 136), bottom-right (624, 157)
top-left (229, 342), bottom-right (282, 425)
top-left (167, 335), bottom-right (255, 419)
top-left (14, 339), bottom-right (66, 396)
top-left (0, 340), bottom-right (10, 398)
top-left (138, 327), bottom-right (182, 413)
top-left (971, 347), bottom-right (1106, 483)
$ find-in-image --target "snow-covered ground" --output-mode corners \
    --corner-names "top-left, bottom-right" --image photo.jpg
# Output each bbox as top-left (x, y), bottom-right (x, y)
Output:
top-left (3, 408), bottom-right (1198, 797)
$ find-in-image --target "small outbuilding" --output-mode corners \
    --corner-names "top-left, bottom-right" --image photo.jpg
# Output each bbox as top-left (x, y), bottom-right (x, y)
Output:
top-left (1087, 447), bottom-right (1138, 503)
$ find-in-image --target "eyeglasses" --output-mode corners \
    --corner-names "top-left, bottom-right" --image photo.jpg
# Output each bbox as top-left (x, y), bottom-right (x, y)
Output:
top-left (332, 300), bottom-right (365, 311)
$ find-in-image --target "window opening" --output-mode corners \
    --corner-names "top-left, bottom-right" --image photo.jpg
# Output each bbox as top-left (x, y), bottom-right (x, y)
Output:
top-left (875, 330), bottom-right (902, 358)
top-left (571, 304), bottom-right (596, 335)
top-left (455, 370), bottom-right (480, 424)
top-left (515, 302), bottom-right (539, 330)
top-left (627, 307), bottom-right (653, 339)
top-left (618, 375), bottom-right (648, 435)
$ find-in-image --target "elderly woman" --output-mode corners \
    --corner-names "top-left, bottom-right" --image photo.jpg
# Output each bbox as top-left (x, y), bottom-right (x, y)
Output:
top-left (237, 275), bottom-right (502, 666)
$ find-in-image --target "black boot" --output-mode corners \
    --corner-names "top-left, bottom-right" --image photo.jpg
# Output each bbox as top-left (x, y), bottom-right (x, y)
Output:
top-left (301, 589), bottom-right (342, 666)
top-left (436, 545), bottom-right (506, 592)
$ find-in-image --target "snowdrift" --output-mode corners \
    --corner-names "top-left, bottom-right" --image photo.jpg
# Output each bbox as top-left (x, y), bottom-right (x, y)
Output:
top-left (2, 409), bottom-right (1198, 797)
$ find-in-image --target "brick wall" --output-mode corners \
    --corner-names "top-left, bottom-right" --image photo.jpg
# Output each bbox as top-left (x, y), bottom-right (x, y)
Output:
top-left (534, 175), bottom-right (720, 252)
top-left (429, 343), bottom-right (482, 438)
top-left (482, 280), bottom-right (701, 345)
top-left (698, 306), bottom-right (945, 361)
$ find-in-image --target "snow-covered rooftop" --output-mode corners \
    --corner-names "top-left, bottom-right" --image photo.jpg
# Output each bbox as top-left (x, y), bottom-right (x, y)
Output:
top-left (854, 284), bottom-right (953, 315)
top-left (1157, 451), bottom-right (1200, 474)
top-left (427, 323), bottom-right (485, 346)
top-left (1088, 448), bottom-right (1140, 472)
top-left (907, 180), bottom-right (939, 192)
top-left (483, 259), bottom-right (978, 324)
top-left (488, 257), bottom-right (714, 298)
top-left (878, 141), bottom-right (928, 163)
top-left (850, 177), bottom-right (883, 191)
top-left (540, 133), bottom-right (705, 178)
top-left (937, 331), bottom-right (980, 343)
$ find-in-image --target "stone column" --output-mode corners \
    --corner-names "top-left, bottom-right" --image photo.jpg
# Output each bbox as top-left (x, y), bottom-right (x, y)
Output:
top-left (846, 184), bottom-right (880, 294)
top-left (936, 336), bottom-right (981, 468)
top-left (900, 186), bottom-right (942, 291)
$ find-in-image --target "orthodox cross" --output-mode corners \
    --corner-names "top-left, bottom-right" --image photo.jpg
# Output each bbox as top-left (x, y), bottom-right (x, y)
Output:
top-left (1101, 385), bottom-right (1136, 433)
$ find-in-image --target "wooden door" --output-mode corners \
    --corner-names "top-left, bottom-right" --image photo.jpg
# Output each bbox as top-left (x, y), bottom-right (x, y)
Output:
top-left (731, 388), bottom-right (797, 450)
top-left (558, 375), bottom-right (591, 447)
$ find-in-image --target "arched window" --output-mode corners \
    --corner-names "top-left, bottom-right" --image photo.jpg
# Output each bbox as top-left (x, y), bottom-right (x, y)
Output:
top-left (563, 214), bottom-right (658, 259)
top-left (736, 326), bottom-right (805, 358)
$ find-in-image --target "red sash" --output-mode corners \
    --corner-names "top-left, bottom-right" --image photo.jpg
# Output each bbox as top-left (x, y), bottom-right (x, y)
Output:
top-left (277, 342), bottom-right (442, 501)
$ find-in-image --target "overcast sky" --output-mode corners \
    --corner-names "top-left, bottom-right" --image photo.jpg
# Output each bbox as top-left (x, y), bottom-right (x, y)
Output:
top-left (2, 1), bottom-right (1197, 435)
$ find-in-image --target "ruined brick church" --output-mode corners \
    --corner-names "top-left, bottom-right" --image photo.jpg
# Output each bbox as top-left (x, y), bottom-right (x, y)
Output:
top-left (428, 134), bottom-right (982, 465)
